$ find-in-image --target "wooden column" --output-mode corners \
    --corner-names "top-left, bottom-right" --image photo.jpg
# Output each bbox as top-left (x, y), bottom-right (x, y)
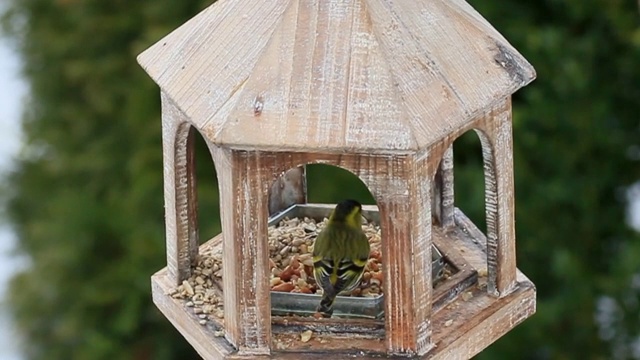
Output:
top-left (479, 99), bottom-right (517, 296)
top-left (212, 148), bottom-right (271, 355)
top-left (369, 155), bottom-right (432, 356)
top-left (161, 92), bottom-right (199, 285)
top-left (410, 153), bottom-right (436, 354)
top-left (268, 166), bottom-right (307, 216)
top-left (433, 146), bottom-right (455, 228)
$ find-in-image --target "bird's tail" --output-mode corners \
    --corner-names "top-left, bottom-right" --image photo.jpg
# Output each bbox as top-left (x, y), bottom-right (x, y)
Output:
top-left (317, 291), bottom-right (336, 317)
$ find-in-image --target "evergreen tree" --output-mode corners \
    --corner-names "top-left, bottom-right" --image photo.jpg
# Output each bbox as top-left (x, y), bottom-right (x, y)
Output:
top-left (1, 1), bottom-right (214, 359)
top-left (1, 0), bottom-right (638, 359)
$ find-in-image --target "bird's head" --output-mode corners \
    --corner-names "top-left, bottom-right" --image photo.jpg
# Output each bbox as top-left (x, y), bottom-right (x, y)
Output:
top-left (329, 199), bottom-right (363, 228)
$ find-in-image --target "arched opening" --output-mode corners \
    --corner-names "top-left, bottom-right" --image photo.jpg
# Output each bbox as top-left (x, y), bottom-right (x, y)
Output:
top-left (305, 164), bottom-right (376, 204)
top-left (191, 130), bottom-right (221, 245)
top-left (267, 163), bottom-right (384, 327)
top-left (165, 126), bottom-right (224, 330)
top-left (453, 130), bottom-right (488, 234)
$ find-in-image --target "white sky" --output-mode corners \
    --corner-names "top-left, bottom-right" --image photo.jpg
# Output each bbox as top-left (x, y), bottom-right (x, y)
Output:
top-left (0, 32), bottom-right (27, 360)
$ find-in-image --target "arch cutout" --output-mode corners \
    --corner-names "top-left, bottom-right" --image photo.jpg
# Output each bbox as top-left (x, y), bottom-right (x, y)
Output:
top-left (436, 128), bottom-right (504, 295)
top-left (452, 130), bottom-right (488, 234)
top-left (190, 128), bottom-right (221, 246)
top-left (267, 163), bottom-right (386, 337)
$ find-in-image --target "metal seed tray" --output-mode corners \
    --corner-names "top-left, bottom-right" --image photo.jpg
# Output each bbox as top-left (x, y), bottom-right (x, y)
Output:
top-left (269, 203), bottom-right (446, 320)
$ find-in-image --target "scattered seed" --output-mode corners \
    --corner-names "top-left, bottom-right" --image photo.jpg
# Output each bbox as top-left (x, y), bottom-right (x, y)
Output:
top-left (300, 330), bottom-right (313, 343)
top-left (182, 280), bottom-right (194, 296)
top-left (171, 214), bottom-right (453, 323)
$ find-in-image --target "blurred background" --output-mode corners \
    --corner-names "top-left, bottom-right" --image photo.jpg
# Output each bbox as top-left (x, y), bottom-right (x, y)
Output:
top-left (0, 0), bottom-right (639, 359)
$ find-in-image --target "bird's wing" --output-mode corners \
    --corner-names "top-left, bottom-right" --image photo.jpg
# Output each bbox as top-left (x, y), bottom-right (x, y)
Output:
top-left (313, 257), bottom-right (336, 294)
top-left (332, 257), bottom-right (367, 293)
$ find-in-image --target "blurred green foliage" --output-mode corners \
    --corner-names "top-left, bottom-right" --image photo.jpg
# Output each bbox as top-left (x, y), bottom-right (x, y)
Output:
top-left (1, 0), bottom-right (639, 359)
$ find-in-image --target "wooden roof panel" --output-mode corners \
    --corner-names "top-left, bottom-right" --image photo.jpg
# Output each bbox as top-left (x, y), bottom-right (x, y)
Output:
top-left (137, 0), bottom-right (292, 130)
top-left (139, 0), bottom-right (535, 152)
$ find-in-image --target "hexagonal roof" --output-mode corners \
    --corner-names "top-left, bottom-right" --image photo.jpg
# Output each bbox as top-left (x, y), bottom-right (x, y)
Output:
top-left (138, 0), bottom-right (535, 153)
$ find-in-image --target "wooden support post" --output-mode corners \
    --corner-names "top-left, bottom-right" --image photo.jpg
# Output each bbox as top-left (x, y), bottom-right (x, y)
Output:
top-left (161, 92), bottom-right (199, 285)
top-left (432, 146), bottom-right (455, 227)
top-left (479, 99), bottom-right (517, 296)
top-left (268, 166), bottom-right (307, 216)
top-left (410, 153), bottom-right (436, 354)
top-left (440, 146), bottom-right (455, 228)
top-left (212, 148), bottom-right (271, 355)
top-left (380, 197), bottom-right (416, 355)
top-left (373, 155), bottom-right (431, 356)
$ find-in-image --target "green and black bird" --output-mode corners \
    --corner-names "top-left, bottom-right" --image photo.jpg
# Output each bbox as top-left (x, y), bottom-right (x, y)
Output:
top-left (312, 199), bottom-right (370, 317)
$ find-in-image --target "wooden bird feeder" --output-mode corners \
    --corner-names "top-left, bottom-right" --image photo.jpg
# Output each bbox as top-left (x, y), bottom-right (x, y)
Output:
top-left (137, 0), bottom-right (537, 358)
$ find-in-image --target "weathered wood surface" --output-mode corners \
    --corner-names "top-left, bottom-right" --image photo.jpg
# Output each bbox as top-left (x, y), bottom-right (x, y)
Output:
top-left (220, 151), bottom-right (435, 355)
top-left (137, 1), bottom-right (291, 133)
top-left (268, 167), bottom-right (306, 216)
top-left (481, 99), bottom-right (517, 296)
top-left (151, 209), bottom-right (535, 359)
top-left (152, 267), bottom-right (234, 359)
top-left (432, 234), bottom-right (478, 312)
top-left (142, 0), bottom-right (536, 357)
top-left (211, 148), bottom-right (273, 356)
top-left (138, 0), bottom-right (535, 153)
top-left (160, 100), bottom-right (524, 356)
top-left (160, 93), bottom-right (199, 285)
top-left (432, 146), bottom-right (455, 228)
top-left (424, 99), bottom-right (517, 297)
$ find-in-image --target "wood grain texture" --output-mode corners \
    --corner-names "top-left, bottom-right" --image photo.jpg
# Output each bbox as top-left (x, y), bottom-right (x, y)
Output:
top-left (432, 146), bottom-right (454, 227)
top-left (487, 99), bottom-right (517, 295)
top-left (211, 148), bottom-right (273, 355)
top-left (424, 99), bottom-right (516, 297)
top-left (431, 233), bottom-right (478, 312)
top-left (150, 210), bottom-right (536, 359)
top-left (152, 268), bottom-right (234, 359)
top-left (268, 167), bottom-right (307, 216)
top-left (439, 146), bottom-right (455, 227)
top-left (137, 0), bottom-right (292, 131)
top-left (404, 153), bottom-right (435, 355)
top-left (161, 93), bottom-right (199, 285)
top-left (143, 0), bottom-right (537, 357)
top-left (218, 0), bottom-right (416, 153)
top-left (475, 99), bottom-right (516, 296)
top-left (139, 0), bottom-right (535, 153)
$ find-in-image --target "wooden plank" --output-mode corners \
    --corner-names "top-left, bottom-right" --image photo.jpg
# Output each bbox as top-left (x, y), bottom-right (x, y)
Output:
top-left (440, 146), bottom-right (455, 228)
top-left (380, 196), bottom-right (420, 355)
top-left (488, 99), bottom-right (517, 295)
top-left (475, 99), bottom-right (517, 296)
top-left (448, 208), bottom-right (489, 273)
top-left (429, 282), bottom-right (535, 359)
top-left (271, 316), bottom-right (384, 338)
top-left (432, 232), bottom-right (478, 312)
top-left (137, 0), bottom-right (292, 130)
top-left (161, 93), bottom-right (199, 285)
top-left (186, 127), bottom-right (199, 262)
top-left (406, 154), bottom-right (435, 355)
top-left (151, 270), bottom-right (234, 359)
top-left (261, 151), bottom-right (424, 355)
top-left (345, 0), bottom-right (416, 151)
top-left (153, 205), bottom-right (534, 359)
top-left (211, 148), bottom-right (272, 355)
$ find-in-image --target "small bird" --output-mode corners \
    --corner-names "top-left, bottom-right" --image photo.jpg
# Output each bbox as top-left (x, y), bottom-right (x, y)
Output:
top-left (312, 199), bottom-right (370, 317)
